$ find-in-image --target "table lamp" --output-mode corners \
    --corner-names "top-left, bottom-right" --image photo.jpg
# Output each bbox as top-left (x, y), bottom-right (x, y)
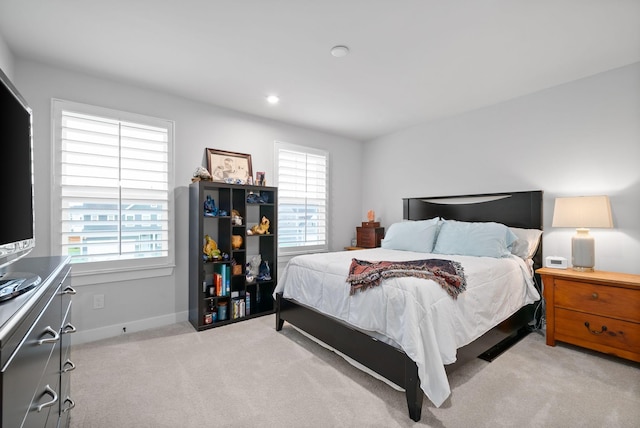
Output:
top-left (551, 195), bottom-right (613, 272)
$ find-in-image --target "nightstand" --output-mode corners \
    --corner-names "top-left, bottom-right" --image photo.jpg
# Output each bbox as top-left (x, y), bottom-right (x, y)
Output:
top-left (536, 268), bottom-right (640, 362)
top-left (356, 222), bottom-right (385, 248)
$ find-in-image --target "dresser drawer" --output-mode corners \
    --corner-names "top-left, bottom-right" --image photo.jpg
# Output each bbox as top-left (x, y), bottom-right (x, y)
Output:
top-left (554, 279), bottom-right (640, 322)
top-left (23, 354), bottom-right (61, 428)
top-left (357, 233), bottom-right (376, 247)
top-left (555, 308), bottom-right (640, 356)
top-left (2, 289), bottom-right (61, 428)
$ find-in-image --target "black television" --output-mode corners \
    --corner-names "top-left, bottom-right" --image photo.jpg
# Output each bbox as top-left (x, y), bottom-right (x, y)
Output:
top-left (0, 67), bottom-right (40, 300)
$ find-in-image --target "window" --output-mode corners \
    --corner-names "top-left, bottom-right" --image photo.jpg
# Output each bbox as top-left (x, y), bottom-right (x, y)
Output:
top-left (52, 100), bottom-right (174, 276)
top-left (275, 142), bottom-right (328, 254)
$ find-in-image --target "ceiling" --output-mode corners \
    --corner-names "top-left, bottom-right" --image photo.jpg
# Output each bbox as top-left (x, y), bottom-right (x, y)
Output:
top-left (1, 1), bottom-right (639, 141)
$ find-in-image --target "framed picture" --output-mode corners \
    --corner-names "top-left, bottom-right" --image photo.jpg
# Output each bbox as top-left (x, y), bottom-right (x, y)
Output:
top-left (206, 148), bottom-right (253, 184)
top-left (256, 171), bottom-right (265, 186)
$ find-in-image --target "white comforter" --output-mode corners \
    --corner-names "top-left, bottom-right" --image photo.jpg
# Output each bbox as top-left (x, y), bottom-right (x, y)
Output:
top-left (274, 248), bottom-right (540, 407)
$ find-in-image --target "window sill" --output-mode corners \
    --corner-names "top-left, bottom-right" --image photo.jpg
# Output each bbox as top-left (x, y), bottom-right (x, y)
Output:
top-left (70, 264), bottom-right (175, 286)
top-left (279, 248), bottom-right (328, 257)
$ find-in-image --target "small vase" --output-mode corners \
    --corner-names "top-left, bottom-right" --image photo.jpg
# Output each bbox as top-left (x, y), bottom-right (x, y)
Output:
top-left (231, 235), bottom-right (243, 249)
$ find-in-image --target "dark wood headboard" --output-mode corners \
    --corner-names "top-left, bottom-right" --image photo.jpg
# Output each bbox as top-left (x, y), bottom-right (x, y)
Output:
top-left (402, 190), bottom-right (543, 272)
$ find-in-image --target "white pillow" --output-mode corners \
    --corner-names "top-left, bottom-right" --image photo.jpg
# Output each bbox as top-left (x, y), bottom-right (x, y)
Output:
top-left (433, 220), bottom-right (517, 258)
top-left (509, 227), bottom-right (543, 260)
top-left (381, 218), bottom-right (440, 252)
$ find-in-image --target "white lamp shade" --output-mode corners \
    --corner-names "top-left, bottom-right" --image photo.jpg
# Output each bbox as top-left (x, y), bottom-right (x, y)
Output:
top-left (552, 196), bottom-right (613, 228)
top-left (552, 195), bottom-right (613, 272)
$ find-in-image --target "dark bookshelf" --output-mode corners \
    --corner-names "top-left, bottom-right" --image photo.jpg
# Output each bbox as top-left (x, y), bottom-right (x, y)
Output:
top-left (188, 181), bottom-right (277, 330)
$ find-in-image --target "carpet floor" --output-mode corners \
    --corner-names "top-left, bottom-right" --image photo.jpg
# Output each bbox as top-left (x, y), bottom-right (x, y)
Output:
top-left (69, 315), bottom-right (640, 427)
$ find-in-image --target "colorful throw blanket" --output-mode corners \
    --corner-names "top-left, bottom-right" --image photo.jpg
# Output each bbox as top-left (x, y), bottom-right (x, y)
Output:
top-left (346, 258), bottom-right (467, 298)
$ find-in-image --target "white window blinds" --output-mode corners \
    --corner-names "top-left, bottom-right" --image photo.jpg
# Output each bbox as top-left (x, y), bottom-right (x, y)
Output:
top-left (275, 142), bottom-right (328, 253)
top-left (53, 100), bottom-right (173, 266)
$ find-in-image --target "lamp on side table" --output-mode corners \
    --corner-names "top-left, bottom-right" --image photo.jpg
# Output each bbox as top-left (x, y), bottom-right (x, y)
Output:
top-left (551, 195), bottom-right (613, 272)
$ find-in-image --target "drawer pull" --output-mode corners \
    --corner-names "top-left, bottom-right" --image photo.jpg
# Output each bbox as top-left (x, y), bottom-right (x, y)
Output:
top-left (591, 292), bottom-right (598, 299)
top-left (62, 397), bottom-right (76, 413)
top-left (63, 285), bottom-right (77, 295)
top-left (63, 359), bottom-right (76, 373)
top-left (38, 326), bottom-right (60, 345)
top-left (62, 323), bottom-right (77, 334)
top-left (36, 385), bottom-right (58, 412)
top-left (584, 321), bottom-right (607, 335)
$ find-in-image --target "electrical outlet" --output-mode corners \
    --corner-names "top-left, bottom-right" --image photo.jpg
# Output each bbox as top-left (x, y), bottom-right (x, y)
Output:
top-left (93, 294), bottom-right (105, 309)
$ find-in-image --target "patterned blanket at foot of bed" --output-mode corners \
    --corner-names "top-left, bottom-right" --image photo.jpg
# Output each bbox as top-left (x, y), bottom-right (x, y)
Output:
top-left (346, 258), bottom-right (467, 298)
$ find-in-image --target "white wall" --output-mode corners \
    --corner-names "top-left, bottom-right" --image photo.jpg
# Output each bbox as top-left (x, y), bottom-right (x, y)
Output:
top-left (0, 34), bottom-right (14, 78)
top-left (14, 58), bottom-right (363, 343)
top-left (362, 62), bottom-right (640, 274)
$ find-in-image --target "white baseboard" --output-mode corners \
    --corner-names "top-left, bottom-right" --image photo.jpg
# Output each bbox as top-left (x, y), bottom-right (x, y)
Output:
top-left (72, 310), bottom-right (189, 345)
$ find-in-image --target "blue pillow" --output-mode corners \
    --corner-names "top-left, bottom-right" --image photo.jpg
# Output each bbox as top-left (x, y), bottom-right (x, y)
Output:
top-left (381, 218), bottom-right (440, 252)
top-left (432, 220), bottom-right (517, 258)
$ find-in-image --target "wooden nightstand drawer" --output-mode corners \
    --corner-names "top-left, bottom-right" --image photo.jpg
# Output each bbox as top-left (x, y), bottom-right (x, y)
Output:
top-left (357, 233), bottom-right (375, 247)
top-left (554, 279), bottom-right (640, 322)
top-left (555, 308), bottom-right (640, 358)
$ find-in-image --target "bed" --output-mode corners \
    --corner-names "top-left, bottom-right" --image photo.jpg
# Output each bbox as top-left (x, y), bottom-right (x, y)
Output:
top-left (274, 190), bottom-right (543, 421)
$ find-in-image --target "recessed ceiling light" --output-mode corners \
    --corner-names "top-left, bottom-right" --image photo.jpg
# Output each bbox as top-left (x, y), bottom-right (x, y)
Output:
top-left (266, 95), bottom-right (279, 104)
top-left (330, 45), bottom-right (349, 58)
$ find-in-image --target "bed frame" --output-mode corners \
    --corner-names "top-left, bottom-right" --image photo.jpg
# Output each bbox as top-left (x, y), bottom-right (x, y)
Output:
top-left (275, 190), bottom-right (543, 421)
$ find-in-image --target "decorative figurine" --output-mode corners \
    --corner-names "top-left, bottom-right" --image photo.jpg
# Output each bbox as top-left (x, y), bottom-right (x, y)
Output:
top-left (257, 260), bottom-right (271, 281)
top-left (204, 195), bottom-right (218, 217)
top-left (247, 216), bottom-right (270, 235)
top-left (192, 166), bottom-right (212, 182)
top-left (367, 210), bottom-right (375, 222)
top-left (231, 209), bottom-right (243, 225)
top-left (246, 254), bottom-right (262, 282)
top-left (245, 254), bottom-right (261, 283)
top-left (202, 235), bottom-right (221, 260)
top-left (223, 177), bottom-right (244, 185)
top-left (246, 192), bottom-right (266, 204)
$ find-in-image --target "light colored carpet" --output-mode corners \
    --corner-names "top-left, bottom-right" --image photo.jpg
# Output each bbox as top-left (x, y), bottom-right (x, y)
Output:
top-left (69, 315), bottom-right (640, 428)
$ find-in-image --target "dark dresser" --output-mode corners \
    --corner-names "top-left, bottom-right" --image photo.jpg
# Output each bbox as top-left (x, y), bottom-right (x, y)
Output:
top-left (0, 256), bottom-right (75, 428)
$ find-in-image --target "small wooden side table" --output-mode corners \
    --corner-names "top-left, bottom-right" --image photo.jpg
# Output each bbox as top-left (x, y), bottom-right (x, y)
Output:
top-left (356, 222), bottom-right (385, 248)
top-left (536, 267), bottom-right (640, 362)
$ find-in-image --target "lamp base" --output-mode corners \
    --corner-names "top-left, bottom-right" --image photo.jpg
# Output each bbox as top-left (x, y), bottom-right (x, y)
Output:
top-left (571, 228), bottom-right (595, 272)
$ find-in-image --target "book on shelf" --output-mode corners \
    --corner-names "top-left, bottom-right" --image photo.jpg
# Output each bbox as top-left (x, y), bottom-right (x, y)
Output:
top-left (213, 264), bottom-right (231, 296)
top-left (214, 273), bottom-right (222, 296)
